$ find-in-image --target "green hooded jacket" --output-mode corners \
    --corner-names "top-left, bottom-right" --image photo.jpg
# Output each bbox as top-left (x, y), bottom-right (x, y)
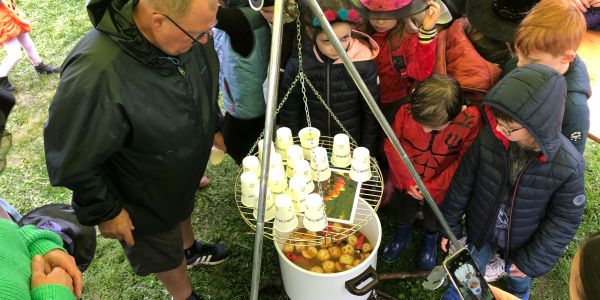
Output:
top-left (44, 0), bottom-right (222, 234)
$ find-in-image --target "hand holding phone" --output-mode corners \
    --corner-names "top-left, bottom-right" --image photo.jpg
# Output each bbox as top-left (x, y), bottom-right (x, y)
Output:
top-left (443, 247), bottom-right (496, 300)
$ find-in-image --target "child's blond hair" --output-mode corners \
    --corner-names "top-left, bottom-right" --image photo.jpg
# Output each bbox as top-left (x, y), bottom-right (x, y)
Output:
top-left (514, 0), bottom-right (586, 57)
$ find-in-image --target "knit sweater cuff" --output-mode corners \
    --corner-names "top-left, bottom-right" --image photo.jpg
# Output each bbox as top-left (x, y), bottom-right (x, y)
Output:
top-left (418, 26), bottom-right (437, 44)
top-left (31, 284), bottom-right (76, 300)
top-left (19, 225), bottom-right (66, 257)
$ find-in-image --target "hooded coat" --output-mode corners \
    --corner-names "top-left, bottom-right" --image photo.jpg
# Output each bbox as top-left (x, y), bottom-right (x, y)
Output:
top-left (278, 30), bottom-right (380, 153)
top-left (502, 55), bottom-right (591, 154)
top-left (44, 0), bottom-right (222, 234)
top-left (440, 64), bottom-right (586, 278)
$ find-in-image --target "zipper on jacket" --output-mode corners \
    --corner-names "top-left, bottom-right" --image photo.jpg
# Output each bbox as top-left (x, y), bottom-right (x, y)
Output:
top-left (503, 159), bottom-right (533, 265)
top-left (326, 61), bottom-right (331, 136)
top-left (475, 154), bottom-right (508, 249)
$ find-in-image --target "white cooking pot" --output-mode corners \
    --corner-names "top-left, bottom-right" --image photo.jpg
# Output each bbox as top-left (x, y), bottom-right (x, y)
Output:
top-left (274, 199), bottom-right (382, 299)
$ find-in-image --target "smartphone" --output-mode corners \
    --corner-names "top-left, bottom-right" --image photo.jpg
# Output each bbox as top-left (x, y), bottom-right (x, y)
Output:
top-left (443, 247), bottom-right (496, 300)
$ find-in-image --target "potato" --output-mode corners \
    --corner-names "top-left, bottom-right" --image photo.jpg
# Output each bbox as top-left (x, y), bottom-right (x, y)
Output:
top-left (302, 246), bottom-right (318, 259)
top-left (295, 241), bottom-right (306, 254)
top-left (328, 246), bottom-right (342, 259)
top-left (282, 243), bottom-right (294, 253)
top-left (342, 244), bottom-right (355, 256)
top-left (322, 260), bottom-right (335, 273)
top-left (335, 261), bottom-right (345, 272)
top-left (361, 242), bottom-right (373, 253)
top-left (347, 234), bottom-right (358, 246)
top-left (317, 249), bottom-right (331, 262)
top-left (331, 222), bottom-right (343, 233)
top-left (311, 266), bottom-right (324, 273)
top-left (353, 258), bottom-right (363, 266)
top-left (320, 241), bottom-right (333, 249)
top-left (339, 254), bottom-right (355, 265)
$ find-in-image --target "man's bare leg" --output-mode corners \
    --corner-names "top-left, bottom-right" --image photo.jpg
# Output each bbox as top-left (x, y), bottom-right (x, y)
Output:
top-left (181, 217), bottom-right (195, 249)
top-left (155, 259), bottom-right (193, 300)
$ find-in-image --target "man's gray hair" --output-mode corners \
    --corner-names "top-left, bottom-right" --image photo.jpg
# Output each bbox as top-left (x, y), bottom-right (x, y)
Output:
top-left (147, 0), bottom-right (193, 18)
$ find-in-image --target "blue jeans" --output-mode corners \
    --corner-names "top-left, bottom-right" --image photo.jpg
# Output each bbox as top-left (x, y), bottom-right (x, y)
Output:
top-left (468, 243), bottom-right (531, 298)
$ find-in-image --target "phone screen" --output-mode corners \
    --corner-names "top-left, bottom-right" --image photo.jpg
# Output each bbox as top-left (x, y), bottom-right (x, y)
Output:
top-left (443, 248), bottom-right (496, 300)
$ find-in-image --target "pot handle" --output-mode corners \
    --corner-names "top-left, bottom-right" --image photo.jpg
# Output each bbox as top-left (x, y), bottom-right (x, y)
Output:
top-left (345, 265), bottom-right (379, 296)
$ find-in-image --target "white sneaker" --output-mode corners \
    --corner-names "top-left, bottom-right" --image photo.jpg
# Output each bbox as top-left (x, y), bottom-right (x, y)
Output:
top-left (484, 255), bottom-right (506, 282)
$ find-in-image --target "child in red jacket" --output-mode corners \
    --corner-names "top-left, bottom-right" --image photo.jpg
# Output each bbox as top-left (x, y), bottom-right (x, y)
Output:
top-left (382, 74), bottom-right (481, 270)
top-left (359, 0), bottom-right (452, 108)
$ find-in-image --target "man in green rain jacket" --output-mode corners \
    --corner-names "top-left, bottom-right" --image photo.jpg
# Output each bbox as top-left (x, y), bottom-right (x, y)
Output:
top-left (44, 0), bottom-right (227, 299)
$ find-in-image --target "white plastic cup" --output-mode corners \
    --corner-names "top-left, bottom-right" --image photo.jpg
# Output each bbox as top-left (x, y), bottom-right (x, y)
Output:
top-left (310, 146), bottom-right (331, 182)
top-left (286, 145), bottom-right (304, 178)
top-left (331, 134), bottom-right (352, 168)
top-left (274, 194), bottom-right (298, 233)
top-left (288, 176), bottom-right (308, 212)
top-left (268, 168), bottom-right (288, 194)
top-left (298, 127), bottom-right (320, 160)
top-left (242, 156), bottom-right (261, 177)
top-left (209, 146), bottom-right (226, 165)
top-left (350, 147), bottom-right (372, 182)
top-left (257, 139), bottom-right (275, 162)
top-left (302, 193), bottom-right (327, 232)
top-left (240, 171), bottom-right (259, 208)
top-left (275, 127), bottom-right (294, 163)
top-left (269, 152), bottom-right (285, 173)
top-left (292, 159), bottom-right (315, 194)
top-left (254, 191), bottom-right (276, 222)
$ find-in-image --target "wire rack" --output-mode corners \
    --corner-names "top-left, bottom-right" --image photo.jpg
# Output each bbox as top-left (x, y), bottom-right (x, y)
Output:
top-left (235, 135), bottom-right (383, 246)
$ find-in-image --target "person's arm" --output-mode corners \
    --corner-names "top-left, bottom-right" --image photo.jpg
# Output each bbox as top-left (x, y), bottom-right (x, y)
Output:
top-left (216, 6), bottom-right (253, 57)
top-left (358, 60), bottom-right (380, 154)
top-left (18, 224), bottom-right (79, 299)
top-left (439, 131), bottom-right (482, 239)
top-left (404, 32), bottom-right (437, 82)
top-left (562, 57), bottom-right (591, 154)
top-left (512, 159), bottom-right (586, 278)
top-left (30, 255), bottom-right (77, 300)
top-left (44, 59), bottom-right (129, 227)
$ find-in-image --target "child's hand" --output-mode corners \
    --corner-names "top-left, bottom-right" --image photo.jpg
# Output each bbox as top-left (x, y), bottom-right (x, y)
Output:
top-left (31, 255), bottom-right (75, 294)
top-left (440, 237), bottom-right (449, 252)
top-left (407, 185), bottom-right (424, 200)
top-left (509, 264), bottom-right (527, 278)
top-left (422, 1), bottom-right (442, 31)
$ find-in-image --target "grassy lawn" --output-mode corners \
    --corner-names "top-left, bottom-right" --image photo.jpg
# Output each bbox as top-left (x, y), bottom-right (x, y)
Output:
top-left (2, 0), bottom-right (598, 299)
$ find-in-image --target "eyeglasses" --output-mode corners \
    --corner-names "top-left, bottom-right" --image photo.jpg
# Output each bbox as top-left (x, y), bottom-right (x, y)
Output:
top-left (497, 122), bottom-right (524, 137)
top-left (156, 13), bottom-right (218, 44)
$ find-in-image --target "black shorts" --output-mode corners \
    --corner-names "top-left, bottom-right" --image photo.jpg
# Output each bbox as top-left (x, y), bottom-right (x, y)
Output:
top-left (120, 224), bottom-right (183, 276)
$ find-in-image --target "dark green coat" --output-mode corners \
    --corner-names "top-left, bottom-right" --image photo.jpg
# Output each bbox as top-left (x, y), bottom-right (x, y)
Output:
top-left (44, 0), bottom-right (221, 234)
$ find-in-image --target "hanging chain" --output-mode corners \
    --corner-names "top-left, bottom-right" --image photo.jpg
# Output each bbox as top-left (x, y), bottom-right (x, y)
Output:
top-left (303, 76), bottom-right (357, 145)
top-left (245, 1), bottom-right (356, 165)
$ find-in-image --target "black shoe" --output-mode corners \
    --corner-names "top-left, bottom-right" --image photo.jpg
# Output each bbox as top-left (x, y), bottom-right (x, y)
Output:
top-left (34, 62), bottom-right (59, 74)
top-left (185, 240), bottom-right (229, 269)
top-left (0, 77), bottom-right (15, 93)
top-left (171, 291), bottom-right (203, 300)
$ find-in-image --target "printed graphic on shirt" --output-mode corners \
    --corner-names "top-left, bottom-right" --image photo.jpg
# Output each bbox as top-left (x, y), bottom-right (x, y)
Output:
top-left (391, 55), bottom-right (407, 77)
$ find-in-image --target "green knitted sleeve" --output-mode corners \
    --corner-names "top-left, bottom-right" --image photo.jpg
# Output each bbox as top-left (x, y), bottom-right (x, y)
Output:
top-left (30, 284), bottom-right (76, 300)
top-left (18, 225), bottom-right (66, 257)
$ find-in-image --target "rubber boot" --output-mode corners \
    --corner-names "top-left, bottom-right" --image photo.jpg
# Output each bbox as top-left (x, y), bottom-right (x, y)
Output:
top-left (34, 62), bottom-right (59, 74)
top-left (0, 77), bottom-right (15, 93)
top-left (417, 231), bottom-right (439, 271)
top-left (381, 223), bottom-right (412, 263)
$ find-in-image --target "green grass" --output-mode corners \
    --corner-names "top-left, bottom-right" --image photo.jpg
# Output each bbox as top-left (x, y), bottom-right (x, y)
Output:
top-left (1, 0), bottom-right (599, 299)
